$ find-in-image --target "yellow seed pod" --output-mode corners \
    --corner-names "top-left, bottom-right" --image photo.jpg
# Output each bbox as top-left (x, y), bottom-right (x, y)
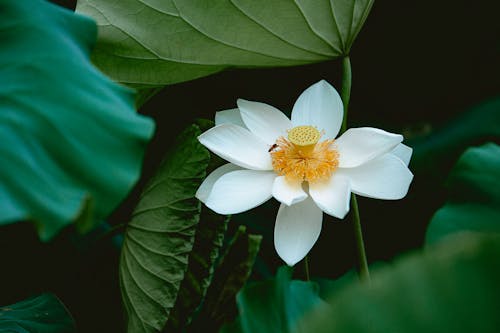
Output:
top-left (287, 126), bottom-right (321, 146)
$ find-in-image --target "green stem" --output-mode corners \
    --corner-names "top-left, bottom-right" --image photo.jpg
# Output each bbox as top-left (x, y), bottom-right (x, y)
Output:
top-left (351, 194), bottom-right (370, 282)
top-left (304, 255), bottom-right (310, 281)
top-left (340, 56), bottom-right (352, 134)
top-left (340, 56), bottom-right (370, 283)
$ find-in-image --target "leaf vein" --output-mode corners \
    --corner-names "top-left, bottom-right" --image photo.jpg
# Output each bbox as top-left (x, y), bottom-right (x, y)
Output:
top-left (120, 255), bottom-right (161, 332)
top-left (229, 0), bottom-right (334, 57)
top-left (125, 239), bottom-right (182, 285)
top-left (171, 0), bottom-right (322, 62)
top-left (127, 232), bottom-right (188, 262)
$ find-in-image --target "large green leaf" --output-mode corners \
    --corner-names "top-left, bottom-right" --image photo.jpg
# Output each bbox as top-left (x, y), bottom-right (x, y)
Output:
top-left (222, 266), bottom-right (327, 333)
top-left (189, 226), bottom-right (262, 332)
top-left (164, 208), bottom-right (229, 331)
top-left (0, 294), bottom-right (76, 333)
top-left (425, 143), bottom-right (500, 244)
top-left (164, 120), bottom-right (231, 331)
top-left (119, 125), bottom-right (210, 333)
top-left (75, 0), bottom-right (374, 87)
top-left (0, 0), bottom-right (154, 240)
top-left (296, 234), bottom-right (500, 333)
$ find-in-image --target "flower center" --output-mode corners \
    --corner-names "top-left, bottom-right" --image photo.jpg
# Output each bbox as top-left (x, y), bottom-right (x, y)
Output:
top-left (288, 125), bottom-right (321, 147)
top-left (270, 125), bottom-right (339, 183)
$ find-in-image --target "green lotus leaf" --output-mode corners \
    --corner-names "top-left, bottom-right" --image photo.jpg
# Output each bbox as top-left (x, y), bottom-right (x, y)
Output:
top-left (119, 125), bottom-right (210, 333)
top-left (296, 234), bottom-right (500, 333)
top-left (189, 225), bottom-right (263, 332)
top-left (426, 143), bottom-right (500, 244)
top-left (0, 293), bottom-right (76, 333)
top-left (165, 208), bottom-right (229, 331)
top-left (221, 266), bottom-right (327, 333)
top-left (0, 0), bottom-right (154, 240)
top-left (75, 0), bottom-right (374, 87)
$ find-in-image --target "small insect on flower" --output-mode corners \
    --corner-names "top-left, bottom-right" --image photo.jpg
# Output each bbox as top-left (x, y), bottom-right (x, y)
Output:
top-left (268, 143), bottom-right (278, 152)
top-left (196, 80), bottom-right (414, 266)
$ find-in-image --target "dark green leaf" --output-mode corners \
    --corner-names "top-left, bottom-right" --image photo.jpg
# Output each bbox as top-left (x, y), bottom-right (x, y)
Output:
top-left (223, 266), bottom-right (327, 333)
top-left (0, 294), bottom-right (76, 333)
top-left (164, 119), bottom-right (228, 332)
top-left (75, 0), bottom-right (373, 86)
top-left (296, 234), bottom-right (500, 333)
top-left (164, 208), bottom-right (229, 331)
top-left (426, 143), bottom-right (500, 244)
top-left (189, 226), bottom-right (262, 332)
top-left (0, 0), bottom-right (154, 241)
top-left (119, 125), bottom-right (210, 333)
top-left (410, 97), bottom-right (500, 178)
top-left (314, 271), bottom-right (358, 300)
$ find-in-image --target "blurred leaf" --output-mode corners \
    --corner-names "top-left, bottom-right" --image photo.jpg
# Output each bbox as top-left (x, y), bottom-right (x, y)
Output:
top-left (222, 266), bottom-right (327, 333)
top-left (0, 0), bottom-right (154, 241)
top-left (119, 125), bottom-right (210, 333)
top-left (410, 97), bottom-right (500, 177)
top-left (296, 234), bottom-right (500, 333)
top-left (164, 208), bottom-right (229, 331)
top-left (189, 226), bottom-right (262, 332)
top-left (75, 0), bottom-right (373, 87)
top-left (0, 294), bottom-right (76, 333)
top-left (314, 271), bottom-right (357, 300)
top-left (194, 118), bottom-right (215, 134)
top-left (426, 143), bottom-right (500, 244)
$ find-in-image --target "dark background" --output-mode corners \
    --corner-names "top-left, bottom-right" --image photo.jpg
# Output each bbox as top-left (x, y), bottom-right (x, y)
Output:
top-left (1, 0), bottom-right (498, 332)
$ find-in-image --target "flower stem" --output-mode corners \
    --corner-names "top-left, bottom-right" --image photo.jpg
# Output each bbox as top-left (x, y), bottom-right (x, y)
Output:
top-left (340, 56), bottom-right (352, 134)
top-left (339, 56), bottom-right (371, 283)
top-left (304, 255), bottom-right (310, 281)
top-left (351, 194), bottom-right (370, 282)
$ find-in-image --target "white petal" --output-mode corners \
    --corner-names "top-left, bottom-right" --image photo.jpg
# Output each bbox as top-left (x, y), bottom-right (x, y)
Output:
top-left (196, 163), bottom-right (242, 203)
top-left (291, 80), bottom-right (343, 139)
top-left (337, 154), bottom-right (414, 200)
top-left (309, 174), bottom-right (351, 219)
top-left (274, 197), bottom-right (323, 266)
top-left (237, 99), bottom-right (292, 145)
top-left (391, 143), bottom-right (413, 166)
top-left (205, 170), bottom-right (276, 214)
top-left (272, 176), bottom-right (308, 206)
top-left (335, 127), bottom-right (403, 168)
top-left (215, 108), bottom-right (246, 127)
top-left (198, 124), bottom-right (272, 170)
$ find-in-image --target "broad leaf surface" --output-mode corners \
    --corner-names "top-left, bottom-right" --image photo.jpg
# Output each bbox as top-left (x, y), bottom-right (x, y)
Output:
top-left (426, 143), bottom-right (500, 244)
top-left (75, 0), bottom-right (373, 86)
top-left (119, 125), bottom-right (210, 333)
top-left (0, 294), bottom-right (76, 333)
top-left (296, 234), bottom-right (500, 333)
top-left (222, 266), bottom-right (327, 333)
top-left (0, 0), bottom-right (154, 240)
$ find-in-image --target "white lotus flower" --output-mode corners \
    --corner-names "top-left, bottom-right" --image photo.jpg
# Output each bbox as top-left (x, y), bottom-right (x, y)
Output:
top-left (196, 80), bottom-right (413, 266)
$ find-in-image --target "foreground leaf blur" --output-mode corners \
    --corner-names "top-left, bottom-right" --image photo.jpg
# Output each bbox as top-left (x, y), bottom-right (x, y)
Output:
top-left (426, 143), bottom-right (500, 244)
top-left (0, 0), bottom-right (154, 240)
top-left (296, 234), bottom-right (500, 333)
top-left (0, 294), bottom-right (75, 333)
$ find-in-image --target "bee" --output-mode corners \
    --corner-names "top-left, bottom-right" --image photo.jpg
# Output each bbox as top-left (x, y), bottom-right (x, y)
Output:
top-left (268, 144), bottom-right (278, 152)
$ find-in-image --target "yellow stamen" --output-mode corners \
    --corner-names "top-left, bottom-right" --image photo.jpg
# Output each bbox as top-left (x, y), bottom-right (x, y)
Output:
top-left (271, 126), bottom-right (339, 183)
